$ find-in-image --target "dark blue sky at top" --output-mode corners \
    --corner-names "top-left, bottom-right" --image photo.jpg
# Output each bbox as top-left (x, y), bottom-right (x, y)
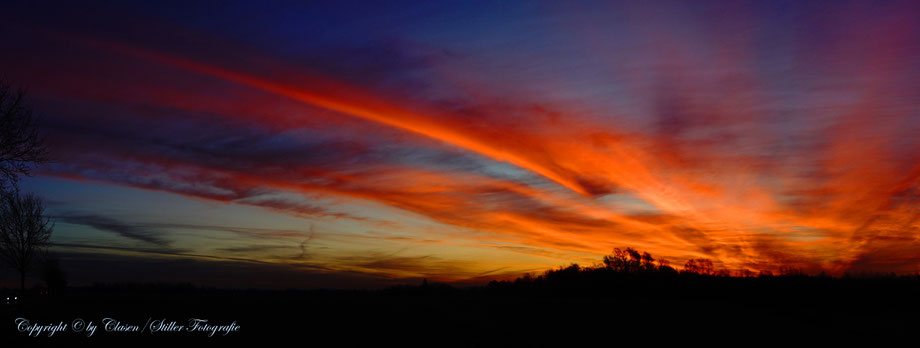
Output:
top-left (13, 0), bottom-right (918, 123)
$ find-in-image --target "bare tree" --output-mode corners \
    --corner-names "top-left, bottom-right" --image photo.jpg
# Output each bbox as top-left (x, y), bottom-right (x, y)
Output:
top-left (0, 191), bottom-right (53, 297)
top-left (683, 258), bottom-right (714, 275)
top-left (41, 253), bottom-right (67, 294)
top-left (0, 79), bottom-right (50, 191)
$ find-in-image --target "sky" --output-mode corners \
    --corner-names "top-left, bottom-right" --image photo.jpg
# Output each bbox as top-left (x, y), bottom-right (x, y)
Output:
top-left (2, 1), bottom-right (920, 287)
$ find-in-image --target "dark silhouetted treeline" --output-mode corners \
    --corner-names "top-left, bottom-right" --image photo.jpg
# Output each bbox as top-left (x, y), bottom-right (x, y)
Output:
top-left (477, 247), bottom-right (920, 302)
top-left (6, 248), bottom-right (920, 343)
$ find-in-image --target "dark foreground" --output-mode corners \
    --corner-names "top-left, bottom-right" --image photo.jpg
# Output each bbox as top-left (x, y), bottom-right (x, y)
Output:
top-left (3, 276), bottom-right (920, 346)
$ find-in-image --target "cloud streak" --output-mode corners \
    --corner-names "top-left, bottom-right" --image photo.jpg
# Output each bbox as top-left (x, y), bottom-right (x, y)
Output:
top-left (53, 213), bottom-right (171, 246)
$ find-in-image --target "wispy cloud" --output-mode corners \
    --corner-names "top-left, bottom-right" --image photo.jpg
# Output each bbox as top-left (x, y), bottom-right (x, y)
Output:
top-left (53, 213), bottom-right (171, 246)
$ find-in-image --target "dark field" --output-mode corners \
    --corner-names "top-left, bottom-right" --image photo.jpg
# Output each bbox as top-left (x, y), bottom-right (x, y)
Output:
top-left (3, 275), bottom-right (920, 345)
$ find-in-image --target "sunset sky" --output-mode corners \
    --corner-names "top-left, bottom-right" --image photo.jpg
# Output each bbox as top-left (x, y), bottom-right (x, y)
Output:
top-left (2, 1), bottom-right (920, 287)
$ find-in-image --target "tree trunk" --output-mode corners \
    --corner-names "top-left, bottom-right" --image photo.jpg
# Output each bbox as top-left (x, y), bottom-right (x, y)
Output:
top-left (20, 269), bottom-right (25, 301)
